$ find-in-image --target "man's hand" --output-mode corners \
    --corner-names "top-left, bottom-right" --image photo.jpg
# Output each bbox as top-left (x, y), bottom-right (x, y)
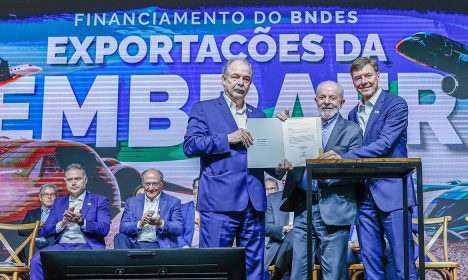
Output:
top-left (319, 150), bottom-right (342, 159)
top-left (282, 225), bottom-right (293, 233)
top-left (276, 107), bottom-right (290, 122)
top-left (228, 128), bottom-right (253, 147)
top-left (276, 159), bottom-right (293, 174)
top-left (147, 209), bottom-right (163, 227)
top-left (140, 210), bottom-right (155, 227)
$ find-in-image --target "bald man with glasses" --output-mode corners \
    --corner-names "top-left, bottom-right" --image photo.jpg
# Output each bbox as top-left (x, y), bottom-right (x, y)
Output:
top-left (114, 168), bottom-right (183, 249)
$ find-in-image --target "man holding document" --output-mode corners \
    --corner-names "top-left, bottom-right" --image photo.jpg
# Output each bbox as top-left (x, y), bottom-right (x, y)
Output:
top-left (183, 58), bottom-right (291, 280)
top-left (278, 81), bottom-right (363, 280)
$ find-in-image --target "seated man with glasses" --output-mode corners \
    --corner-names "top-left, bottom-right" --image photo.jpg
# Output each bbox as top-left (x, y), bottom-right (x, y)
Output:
top-left (114, 168), bottom-right (183, 249)
top-left (18, 184), bottom-right (58, 259)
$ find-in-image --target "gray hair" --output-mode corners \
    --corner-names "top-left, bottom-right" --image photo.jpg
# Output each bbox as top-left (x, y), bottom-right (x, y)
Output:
top-left (64, 163), bottom-right (87, 177)
top-left (39, 184), bottom-right (58, 195)
top-left (141, 168), bottom-right (164, 181)
top-left (222, 58), bottom-right (253, 81)
top-left (265, 178), bottom-right (279, 188)
top-left (316, 80), bottom-right (344, 99)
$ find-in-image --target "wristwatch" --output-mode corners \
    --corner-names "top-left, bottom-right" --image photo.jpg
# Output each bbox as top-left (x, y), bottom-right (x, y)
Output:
top-left (77, 219), bottom-right (84, 227)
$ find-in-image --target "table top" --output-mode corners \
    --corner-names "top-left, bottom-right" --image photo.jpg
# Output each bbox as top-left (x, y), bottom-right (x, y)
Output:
top-left (305, 158), bottom-right (421, 179)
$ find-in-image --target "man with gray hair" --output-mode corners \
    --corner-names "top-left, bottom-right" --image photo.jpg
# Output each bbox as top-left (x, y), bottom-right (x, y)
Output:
top-left (114, 168), bottom-right (183, 249)
top-left (19, 184), bottom-right (58, 257)
top-left (184, 58), bottom-right (291, 280)
top-left (278, 81), bottom-right (363, 279)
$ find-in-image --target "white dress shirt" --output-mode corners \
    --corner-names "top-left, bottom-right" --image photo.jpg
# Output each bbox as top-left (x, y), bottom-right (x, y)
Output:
top-left (137, 193), bottom-right (161, 242)
top-left (57, 192), bottom-right (86, 244)
top-left (357, 88), bottom-right (382, 133)
top-left (223, 93), bottom-right (247, 129)
top-left (191, 210), bottom-right (200, 248)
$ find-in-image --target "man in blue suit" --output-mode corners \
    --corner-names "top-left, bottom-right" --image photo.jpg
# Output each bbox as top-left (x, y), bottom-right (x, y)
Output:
top-left (178, 178), bottom-right (199, 248)
top-left (321, 57), bottom-right (417, 279)
top-left (29, 163), bottom-right (111, 280)
top-left (114, 168), bottom-right (183, 249)
top-left (280, 81), bottom-right (363, 279)
top-left (184, 58), bottom-right (290, 280)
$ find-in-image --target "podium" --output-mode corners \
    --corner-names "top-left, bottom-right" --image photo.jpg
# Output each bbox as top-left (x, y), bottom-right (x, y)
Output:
top-left (305, 158), bottom-right (425, 280)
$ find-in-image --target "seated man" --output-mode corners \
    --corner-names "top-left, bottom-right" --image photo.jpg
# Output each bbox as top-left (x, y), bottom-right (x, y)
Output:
top-left (114, 168), bottom-right (183, 249)
top-left (30, 163), bottom-right (111, 280)
top-left (18, 184), bottom-right (58, 259)
top-left (179, 178), bottom-right (200, 248)
top-left (264, 178), bottom-right (294, 280)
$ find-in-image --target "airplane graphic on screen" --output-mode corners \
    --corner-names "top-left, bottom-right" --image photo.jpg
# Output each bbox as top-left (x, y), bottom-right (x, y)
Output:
top-left (395, 32), bottom-right (468, 99)
top-left (0, 58), bottom-right (42, 87)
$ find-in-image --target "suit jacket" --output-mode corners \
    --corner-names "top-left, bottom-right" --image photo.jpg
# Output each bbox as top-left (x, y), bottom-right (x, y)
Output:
top-left (344, 91), bottom-right (416, 212)
top-left (281, 115), bottom-right (363, 226)
top-left (41, 191), bottom-right (110, 249)
top-left (19, 207), bottom-right (54, 244)
top-left (119, 192), bottom-right (183, 248)
top-left (178, 201), bottom-right (195, 247)
top-left (183, 96), bottom-right (274, 212)
top-left (265, 191), bottom-right (290, 267)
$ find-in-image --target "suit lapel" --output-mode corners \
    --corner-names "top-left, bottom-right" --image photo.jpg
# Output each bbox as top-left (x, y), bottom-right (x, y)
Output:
top-left (216, 96), bottom-right (238, 131)
top-left (363, 91), bottom-right (386, 140)
top-left (159, 192), bottom-right (167, 219)
top-left (81, 192), bottom-right (91, 218)
top-left (324, 115), bottom-right (344, 152)
top-left (136, 194), bottom-right (145, 220)
top-left (60, 194), bottom-right (70, 214)
top-left (33, 208), bottom-right (42, 221)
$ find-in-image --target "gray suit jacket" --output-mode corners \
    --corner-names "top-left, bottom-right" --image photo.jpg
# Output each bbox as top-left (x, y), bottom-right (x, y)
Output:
top-left (280, 114), bottom-right (362, 226)
top-left (264, 191), bottom-right (290, 268)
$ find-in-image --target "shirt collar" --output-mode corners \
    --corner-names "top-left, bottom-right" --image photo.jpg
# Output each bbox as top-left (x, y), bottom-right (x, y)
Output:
top-left (223, 93), bottom-right (246, 114)
top-left (360, 88), bottom-right (382, 107)
top-left (69, 191), bottom-right (86, 203)
top-left (322, 112), bottom-right (339, 129)
top-left (145, 192), bottom-right (161, 203)
top-left (41, 206), bottom-right (50, 213)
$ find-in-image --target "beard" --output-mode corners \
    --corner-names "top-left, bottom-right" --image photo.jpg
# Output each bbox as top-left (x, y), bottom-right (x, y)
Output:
top-left (318, 107), bottom-right (339, 120)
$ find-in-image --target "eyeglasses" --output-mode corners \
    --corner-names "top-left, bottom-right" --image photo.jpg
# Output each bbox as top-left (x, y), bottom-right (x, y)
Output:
top-left (41, 193), bottom-right (57, 198)
top-left (143, 182), bottom-right (163, 187)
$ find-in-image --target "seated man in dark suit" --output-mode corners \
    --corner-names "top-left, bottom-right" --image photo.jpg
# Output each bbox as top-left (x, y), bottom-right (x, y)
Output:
top-left (179, 178), bottom-right (200, 248)
top-left (18, 184), bottom-right (58, 259)
top-left (29, 163), bottom-right (111, 280)
top-left (264, 178), bottom-right (294, 280)
top-left (114, 168), bottom-right (183, 249)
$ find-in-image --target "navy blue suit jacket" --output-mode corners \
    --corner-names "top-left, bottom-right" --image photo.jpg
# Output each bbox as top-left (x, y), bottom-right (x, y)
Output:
top-left (344, 91), bottom-right (416, 212)
top-left (183, 96), bottom-right (272, 212)
top-left (41, 192), bottom-right (110, 249)
top-left (178, 201), bottom-right (195, 247)
top-left (119, 192), bottom-right (183, 248)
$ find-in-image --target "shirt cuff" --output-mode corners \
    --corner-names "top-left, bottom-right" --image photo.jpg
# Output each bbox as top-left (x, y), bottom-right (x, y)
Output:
top-left (55, 221), bottom-right (66, 233)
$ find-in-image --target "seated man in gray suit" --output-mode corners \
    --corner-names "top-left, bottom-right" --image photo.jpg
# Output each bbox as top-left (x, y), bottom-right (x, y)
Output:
top-left (114, 168), bottom-right (183, 249)
top-left (278, 81), bottom-right (363, 280)
top-left (264, 178), bottom-right (294, 280)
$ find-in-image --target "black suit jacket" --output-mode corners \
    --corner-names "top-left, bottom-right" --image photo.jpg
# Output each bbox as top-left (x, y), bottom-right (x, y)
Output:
top-left (18, 207), bottom-right (54, 247)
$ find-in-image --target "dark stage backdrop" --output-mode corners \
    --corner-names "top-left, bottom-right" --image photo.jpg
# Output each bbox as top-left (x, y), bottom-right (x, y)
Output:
top-left (0, 1), bottom-right (466, 276)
